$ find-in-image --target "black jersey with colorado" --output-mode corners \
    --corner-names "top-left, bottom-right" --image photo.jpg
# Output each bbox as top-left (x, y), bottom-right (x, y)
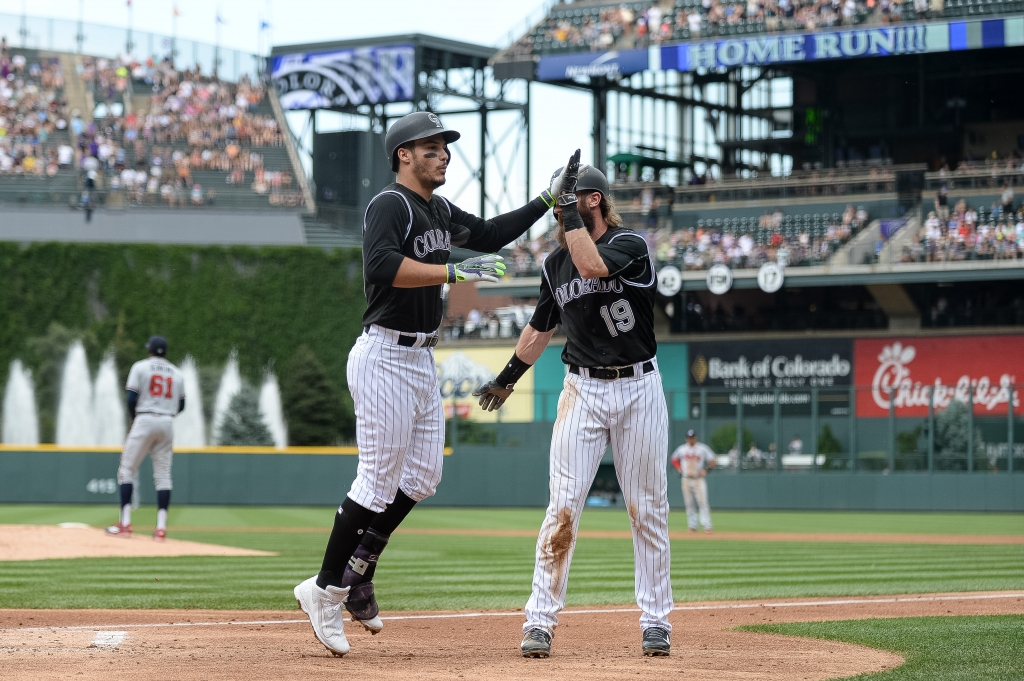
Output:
top-left (529, 227), bottom-right (657, 367)
top-left (361, 183), bottom-right (549, 333)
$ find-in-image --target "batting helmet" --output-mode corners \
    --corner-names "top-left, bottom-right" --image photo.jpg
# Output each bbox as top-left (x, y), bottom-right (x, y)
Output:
top-left (548, 163), bottom-right (610, 198)
top-left (146, 335), bottom-right (168, 357)
top-left (385, 111), bottom-right (461, 172)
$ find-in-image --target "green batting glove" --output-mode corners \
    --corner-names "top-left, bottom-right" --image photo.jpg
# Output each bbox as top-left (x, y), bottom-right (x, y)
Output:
top-left (446, 254), bottom-right (506, 284)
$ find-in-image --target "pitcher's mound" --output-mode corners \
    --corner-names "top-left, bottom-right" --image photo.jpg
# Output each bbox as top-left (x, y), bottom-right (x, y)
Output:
top-left (0, 524), bottom-right (275, 561)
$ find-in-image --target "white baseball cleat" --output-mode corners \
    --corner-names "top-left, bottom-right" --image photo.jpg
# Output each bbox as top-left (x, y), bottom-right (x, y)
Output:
top-left (354, 614), bottom-right (384, 634)
top-left (294, 576), bottom-right (351, 657)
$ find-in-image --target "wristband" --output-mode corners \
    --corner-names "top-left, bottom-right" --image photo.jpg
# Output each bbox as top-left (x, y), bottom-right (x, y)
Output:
top-left (446, 263), bottom-right (457, 283)
top-left (560, 201), bottom-right (585, 233)
top-left (540, 189), bottom-right (556, 208)
top-left (495, 353), bottom-right (532, 388)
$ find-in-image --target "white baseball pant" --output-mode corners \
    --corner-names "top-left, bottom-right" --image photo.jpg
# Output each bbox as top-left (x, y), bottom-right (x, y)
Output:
top-left (117, 414), bottom-right (174, 490)
top-left (524, 363), bottom-right (672, 634)
top-left (346, 325), bottom-right (445, 513)
top-left (682, 477), bottom-right (712, 530)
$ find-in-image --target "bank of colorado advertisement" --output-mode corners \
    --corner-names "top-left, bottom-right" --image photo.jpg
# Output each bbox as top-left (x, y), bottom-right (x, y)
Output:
top-left (689, 339), bottom-right (853, 410)
top-left (854, 336), bottom-right (1024, 417)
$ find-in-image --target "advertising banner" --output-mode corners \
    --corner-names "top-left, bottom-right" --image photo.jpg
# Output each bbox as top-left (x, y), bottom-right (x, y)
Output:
top-left (689, 339), bottom-right (853, 411)
top-left (854, 337), bottom-right (1023, 417)
top-left (537, 49), bottom-right (649, 81)
top-left (433, 347), bottom-right (533, 422)
top-left (660, 17), bottom-right (1024, 71)
top-left (270, 44), bottom-right (415, 110)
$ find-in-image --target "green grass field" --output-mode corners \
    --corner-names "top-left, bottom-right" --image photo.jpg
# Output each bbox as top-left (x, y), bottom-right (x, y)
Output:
top-left (746, 616), bottom-right (1024, 680)
top-left (0, 505), bottom-right (1021, 611)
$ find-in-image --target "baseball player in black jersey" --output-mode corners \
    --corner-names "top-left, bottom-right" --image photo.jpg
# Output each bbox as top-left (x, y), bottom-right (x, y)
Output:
top-left (294, 111), bottom-right (556, 657)
top-left (475, 151), bottom-right (673, 659)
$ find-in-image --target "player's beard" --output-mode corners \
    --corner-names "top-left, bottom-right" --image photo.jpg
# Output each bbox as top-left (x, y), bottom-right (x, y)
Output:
top-left (411, 152), bottom-right (447, 190)
top-left (554, 198), bottom-right (596, 250)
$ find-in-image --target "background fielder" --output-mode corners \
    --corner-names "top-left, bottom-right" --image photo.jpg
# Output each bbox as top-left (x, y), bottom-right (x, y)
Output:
top-left (293, 111), bottom-right (555, 658)
top-left (671, 429), bottom-right (716, 533)
top-left (475, 151), bottom-right (673, 659)
top-left (105, 336), bottom-right (185, 541)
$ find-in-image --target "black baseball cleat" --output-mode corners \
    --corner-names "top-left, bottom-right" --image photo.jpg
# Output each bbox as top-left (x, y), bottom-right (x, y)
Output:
top-left (642, 627), bottom-right (671, 656)
top-left (521, 628), bottom-right (552, 658)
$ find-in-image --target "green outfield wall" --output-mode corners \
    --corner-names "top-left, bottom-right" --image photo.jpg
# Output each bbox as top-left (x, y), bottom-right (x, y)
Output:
top-left (2, 446), bottom-right (1021, 511)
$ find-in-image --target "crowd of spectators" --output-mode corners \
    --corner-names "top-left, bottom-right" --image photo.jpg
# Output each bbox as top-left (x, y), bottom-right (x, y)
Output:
top-left (931, 152), bottom-right (1024, 189)
top-left (440, 306), bottom-right (536, 341)
top-left (654, 203), bottom-right (865, 270)
top-left (903, 192), bottom-right (1024, 263)
top-left (511, 0), bottom-right (945, 56)
top-left (73, 55), bottom-right (300, 208)
top-left (0, 41), bottom-right (71, 177)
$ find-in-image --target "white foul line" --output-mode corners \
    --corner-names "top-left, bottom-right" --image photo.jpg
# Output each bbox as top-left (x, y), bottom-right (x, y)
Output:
top-left (4, 593), bottom-right (1022, 633)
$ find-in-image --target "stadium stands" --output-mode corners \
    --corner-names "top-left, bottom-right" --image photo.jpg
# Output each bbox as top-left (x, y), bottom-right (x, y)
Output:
top-left (506, 0), bottom-right (949, 56)
top-left (0, 44), bottom-right (304, 213)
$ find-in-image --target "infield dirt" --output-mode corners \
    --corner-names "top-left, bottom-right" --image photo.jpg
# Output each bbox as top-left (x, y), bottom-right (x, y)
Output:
top-left (2, 592), bottom-right (1022, 680)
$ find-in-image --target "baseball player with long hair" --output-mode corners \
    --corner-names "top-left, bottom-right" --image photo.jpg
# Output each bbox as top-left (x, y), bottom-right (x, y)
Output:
top-left (293, 111), bottom-right (556, 657)
top-left (105, 336), bottom-right (185, 541)
top-left (474, 151), bottom-right (673, 658)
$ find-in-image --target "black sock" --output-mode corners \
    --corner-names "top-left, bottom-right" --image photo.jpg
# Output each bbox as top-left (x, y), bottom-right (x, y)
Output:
top-left (317, 497), bottom-right (376, 589)
top-left (157, 490), bottom-right (171, 510)
top-left (119, 483), bottom-right (133, 510)
top-left (369, 490), bottom-right (418, 536)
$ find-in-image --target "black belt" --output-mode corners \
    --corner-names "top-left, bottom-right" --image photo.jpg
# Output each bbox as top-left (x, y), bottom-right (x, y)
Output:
top-left (568, 361), bottom-right (654, 380)
top-left (364, 325), bottom-right (439, 348)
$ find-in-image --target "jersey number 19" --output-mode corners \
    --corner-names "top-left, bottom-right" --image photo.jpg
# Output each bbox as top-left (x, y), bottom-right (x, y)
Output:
top-left (598, 299), bottom-right (635, 337)
top-left (149, 375), bottom-right (174, 399)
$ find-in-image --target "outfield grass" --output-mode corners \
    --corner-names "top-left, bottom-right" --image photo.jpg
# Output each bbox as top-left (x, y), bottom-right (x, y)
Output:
top-left (0, 506), bottom-right (1021, 611)
top-left (746, 615), bottom-right (1024, 680)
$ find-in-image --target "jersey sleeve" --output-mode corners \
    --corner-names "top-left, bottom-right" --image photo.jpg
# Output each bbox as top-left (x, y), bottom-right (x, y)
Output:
top-left (528, 264), bottom-right (561, 332)
top-left (125, 363), bottom-right (141, 392)
top-left (669, 446), bottom-right (683, 463)
top-left (362, 194), bottom-right (413, 285)
top-left (446, 196), bottom-right (549, 252)
top-left (597, 233), bottom-right (653, 283)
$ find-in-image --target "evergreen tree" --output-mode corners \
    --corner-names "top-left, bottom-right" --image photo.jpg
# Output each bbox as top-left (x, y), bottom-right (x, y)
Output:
top-left (934, 399), bottom-right (985, 470)
top-left (709, 423), bottom-right (754, 454)
top-left (281, 345), bottom-right (351, 445)
top-left (218, 384), bottom-right (273, 446)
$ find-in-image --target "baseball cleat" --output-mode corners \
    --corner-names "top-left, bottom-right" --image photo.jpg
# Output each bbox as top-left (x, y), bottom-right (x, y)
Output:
top-left (704, 528), bottom-right (713, 534)
top-left (105, 523), bottom-right (132, 538)
top-left (642, 627), bottom-right (671, 656)
top-left (152, 528), bottom-right (167, 542)
top-left (294, 576), bottom-right (351, 657)
top-left (521, 628), bottom-right (552, 658)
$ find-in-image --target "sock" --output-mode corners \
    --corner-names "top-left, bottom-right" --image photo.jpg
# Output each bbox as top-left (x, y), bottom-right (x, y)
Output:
top-left (349, 490), bottom-right (417, 584)
top-left (156, 509), bottom-right (168, 531)
top-left (119, 484), bottom-right (133, 526)
top-left (317, 497), bottom-right (376, 589)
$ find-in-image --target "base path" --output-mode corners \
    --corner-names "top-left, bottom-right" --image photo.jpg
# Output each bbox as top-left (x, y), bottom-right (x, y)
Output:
top-left (0, 525), bottom-right (275, 561)
top-left (2, 592), bottom-right (1022, 681)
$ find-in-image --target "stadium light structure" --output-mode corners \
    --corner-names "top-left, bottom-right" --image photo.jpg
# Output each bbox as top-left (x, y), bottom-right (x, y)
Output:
top-left (270, 34), bottom-right (531, 229)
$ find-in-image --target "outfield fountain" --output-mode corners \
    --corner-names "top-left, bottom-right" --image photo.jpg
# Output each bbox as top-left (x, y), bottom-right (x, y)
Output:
top-left (93, 352), bottom-right (126, 446)
top-left (211, 352), bottom-right (241, 444)
top-left (258, 371), bottom-right (288, 449)
top-left (3, 360), bottom-right (39, 445)
top-left (174, 355), bottom-right (206, 447)
top-left (56, 341), bottom-right (96, 446)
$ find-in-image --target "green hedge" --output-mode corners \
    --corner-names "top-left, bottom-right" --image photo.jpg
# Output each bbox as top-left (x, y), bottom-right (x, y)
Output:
top-left (0, 242), bottom-right (366, 438)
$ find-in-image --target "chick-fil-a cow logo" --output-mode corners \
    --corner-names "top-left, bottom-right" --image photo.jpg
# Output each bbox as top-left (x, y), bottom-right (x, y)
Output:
top-left (854, 337), bottom-right (1022, 417)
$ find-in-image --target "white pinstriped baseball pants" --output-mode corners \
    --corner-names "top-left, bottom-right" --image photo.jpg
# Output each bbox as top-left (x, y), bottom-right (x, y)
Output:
top-left (524, 364), bottom-right (673, 634)
top-left (346, 326), bottom-right (445, 513)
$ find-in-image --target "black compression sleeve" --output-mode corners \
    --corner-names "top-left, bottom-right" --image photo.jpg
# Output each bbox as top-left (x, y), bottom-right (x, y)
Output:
top-left (494, 353), bottom-right (532, 387)
top-left (455, 196), bottom-right (550, 252)
top-left (126, 390), bottom-right (138, 419)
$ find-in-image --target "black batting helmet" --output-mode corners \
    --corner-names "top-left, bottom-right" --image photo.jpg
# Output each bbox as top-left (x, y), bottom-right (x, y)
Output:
top-left (385, 111), bottom-right (461, 172)
top-left (548, 163), bottom-right (610, 198)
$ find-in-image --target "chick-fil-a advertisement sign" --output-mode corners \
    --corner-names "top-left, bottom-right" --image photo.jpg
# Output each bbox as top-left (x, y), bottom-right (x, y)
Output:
top-left (854, 336), bottom-right (1023, 417)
